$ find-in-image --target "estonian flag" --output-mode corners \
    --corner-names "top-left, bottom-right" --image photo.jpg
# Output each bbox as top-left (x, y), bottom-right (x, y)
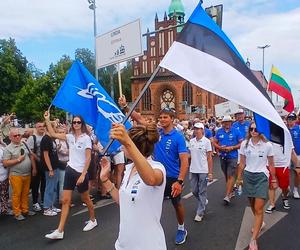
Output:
top-left (160, 2), bottom-right (293, 159)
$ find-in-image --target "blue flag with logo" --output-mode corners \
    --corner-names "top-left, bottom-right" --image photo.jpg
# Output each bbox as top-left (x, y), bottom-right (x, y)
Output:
top-left (52, 60), bottom-right (131, 153)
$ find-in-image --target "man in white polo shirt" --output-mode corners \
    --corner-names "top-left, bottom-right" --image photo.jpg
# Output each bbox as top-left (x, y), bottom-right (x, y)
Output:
top-left (189, 123), bottom-right (213, 222)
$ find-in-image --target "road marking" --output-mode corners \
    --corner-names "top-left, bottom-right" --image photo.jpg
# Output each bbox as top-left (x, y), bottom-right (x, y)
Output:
top-left (72, 199), bottom-right (115, 216)
top-left (73, 178), bottom-right (218, 215)
top-left (235, 189), bottom-right (288, 250)
top-left (183, 178), bottom-right (218, 199)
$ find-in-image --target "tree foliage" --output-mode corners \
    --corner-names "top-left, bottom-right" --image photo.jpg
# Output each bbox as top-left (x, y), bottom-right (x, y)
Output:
top-left (1, 39), bottom-right (133, 123)
top-left (13, 55), bottom-right (73, 122)
top-left (0, 38), bottom-right (29, 114)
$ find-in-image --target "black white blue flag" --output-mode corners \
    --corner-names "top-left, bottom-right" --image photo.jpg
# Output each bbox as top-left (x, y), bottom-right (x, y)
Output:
top-left (160, 2), bottom-right (293, 158)
top-left (52, 60), bottom-right (131, 153)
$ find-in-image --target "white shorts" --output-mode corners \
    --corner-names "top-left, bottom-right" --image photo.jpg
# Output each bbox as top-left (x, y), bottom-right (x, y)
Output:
top-left (112, 151), bottom-right (125, 165)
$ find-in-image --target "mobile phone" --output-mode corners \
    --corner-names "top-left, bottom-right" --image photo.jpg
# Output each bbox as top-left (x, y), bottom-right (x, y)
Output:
top-left (20, 148), bottom-right (25, 155)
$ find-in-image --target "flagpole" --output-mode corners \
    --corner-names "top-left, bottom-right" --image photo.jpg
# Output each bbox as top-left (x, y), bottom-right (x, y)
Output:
top-left (118, 63), bottom-right (123, 97)
top-left (266, 65), bottom-right (273, 103)
top-left (102, 65), bottom-right (161, 155)
top-left (47, 104), bottom-right (52, 113)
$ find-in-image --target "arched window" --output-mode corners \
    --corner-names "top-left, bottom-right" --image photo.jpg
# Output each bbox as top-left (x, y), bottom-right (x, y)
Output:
top-left (142, 88), bottom-right (151, 111)
top-left (160, 89), bottom-right (175, 109)
top-left (182, 82), bottom-right (193, 106)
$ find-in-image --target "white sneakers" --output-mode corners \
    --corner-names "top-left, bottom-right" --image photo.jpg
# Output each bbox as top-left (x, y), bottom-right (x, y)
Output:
top-left (223, 196), bottom-right (231, 205)
top-left (52, 207), bottom-right (61, 213)
top-left (194, 214), bottom-right (203, 222)
top-left (293, 188), bottom-right (300, 199)
top-left (32, 203), bottom-right (42, 212)
top-left (45, 229), bottom-right (64, 240)
top-left (43, 209), bottom-right (57, 216)
top-left (83, 219), bottom-right (98, 232)
top-left (45, 219), bottom-right (98, 240)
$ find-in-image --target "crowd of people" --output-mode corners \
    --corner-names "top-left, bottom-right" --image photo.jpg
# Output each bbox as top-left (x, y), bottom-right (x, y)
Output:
top-left (1, 104), bottom-right (300, 250)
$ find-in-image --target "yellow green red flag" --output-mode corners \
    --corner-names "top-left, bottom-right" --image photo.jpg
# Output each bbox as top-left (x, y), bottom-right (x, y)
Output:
top-left (268, 65), bottom-right (294, 112)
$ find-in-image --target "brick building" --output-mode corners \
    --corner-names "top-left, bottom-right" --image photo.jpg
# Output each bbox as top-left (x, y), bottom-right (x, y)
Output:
top-left (131, 0), bottom-right (225, 120)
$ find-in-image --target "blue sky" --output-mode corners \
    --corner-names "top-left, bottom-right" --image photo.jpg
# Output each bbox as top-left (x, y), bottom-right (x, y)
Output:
top-left (1, 0), bottom-right (300, 106)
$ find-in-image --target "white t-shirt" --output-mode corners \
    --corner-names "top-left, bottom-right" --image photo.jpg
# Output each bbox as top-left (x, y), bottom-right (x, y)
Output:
top-left (271, 142), bottom-right (290, 168)
top-left (66, 133), bottom-right (92, 173)
top-left (240, 139), bottom-right (274, 177)
top-left (0, 146), bottom-right (8, 181)
top-left (189, 136), bottom-right (212, 173)
top-left (115, 158), bottom-right (166, 250)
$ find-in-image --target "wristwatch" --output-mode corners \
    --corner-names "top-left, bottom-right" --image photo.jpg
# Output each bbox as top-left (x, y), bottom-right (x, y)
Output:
top-left (177, 179), bottom-right (184, 185)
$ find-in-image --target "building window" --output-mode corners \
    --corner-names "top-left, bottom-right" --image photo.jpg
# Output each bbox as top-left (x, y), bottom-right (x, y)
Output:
top-left (159, 32), bottom-right (165, 56)
top-left (168, 30), bottom-right (174, 49)
top-left (160, 89), bottom-right (175, 109)
top-left (151, 60), bottom-right (156, 73)
top-left (142, 88), bottom-right (151, 111)
top-left (142, 61), bottom-right (148, 74)
top-left (150, 46), bottom-right (156, 57)
top-left (182, 82), bottom-right (193, 106)
top-left (134, 67), bottom-right (139, 76)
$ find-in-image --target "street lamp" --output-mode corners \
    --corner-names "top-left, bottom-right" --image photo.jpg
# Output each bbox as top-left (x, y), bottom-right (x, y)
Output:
top-left (88, 0), bottom-right (98, 81)
top-left (257, 44), bottom-right (270, 77)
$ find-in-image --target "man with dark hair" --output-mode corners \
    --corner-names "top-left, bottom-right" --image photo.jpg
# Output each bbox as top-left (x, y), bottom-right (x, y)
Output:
top-left (154, 108), bottom-right (189, 245)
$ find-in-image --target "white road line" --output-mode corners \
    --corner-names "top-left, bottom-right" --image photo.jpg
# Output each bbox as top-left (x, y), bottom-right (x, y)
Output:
top-left (73, 178), bottom-right (218, 216)
top-left (72, 199), bottom-right (115, 216)
top-left (234, 189), bottom-right (288, 250)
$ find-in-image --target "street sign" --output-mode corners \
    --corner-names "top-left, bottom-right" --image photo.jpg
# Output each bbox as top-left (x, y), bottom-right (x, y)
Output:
top-left (215, 101), bottom-right (239, 117)
top-left (96, 19), bottom-right (143, 68)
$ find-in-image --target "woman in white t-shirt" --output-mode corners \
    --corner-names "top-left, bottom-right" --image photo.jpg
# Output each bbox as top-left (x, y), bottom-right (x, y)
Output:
top-left (237, 122), bottom-right (277, 250)
top-left (43, 111), bottom-right (97, 240)
top-left (100, 123), bottom-right (166, 250)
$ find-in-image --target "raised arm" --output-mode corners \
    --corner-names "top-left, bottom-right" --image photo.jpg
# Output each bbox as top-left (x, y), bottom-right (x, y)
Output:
top-left (44, 111), bottom-right (66, 141)
top-left (118, 95), bottom-right (148, 126)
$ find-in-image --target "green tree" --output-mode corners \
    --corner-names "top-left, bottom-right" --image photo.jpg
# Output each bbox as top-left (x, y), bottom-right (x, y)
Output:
top-left (75, 48), bottom-right (95, 75)
top-left (0, 38), bottom-right (29, 114)
top-left (120, 62), bottom-right (133, 102)
top-left (13, 55), bottom-right (73, 122)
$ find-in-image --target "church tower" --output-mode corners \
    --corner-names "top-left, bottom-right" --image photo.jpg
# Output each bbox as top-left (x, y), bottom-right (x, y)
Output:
top-left (168, 0), bottom-right (185, 32)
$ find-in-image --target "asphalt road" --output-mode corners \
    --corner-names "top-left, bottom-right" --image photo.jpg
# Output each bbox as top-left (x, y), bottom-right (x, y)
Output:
top-left (1, 157), bottom-right (300, 250)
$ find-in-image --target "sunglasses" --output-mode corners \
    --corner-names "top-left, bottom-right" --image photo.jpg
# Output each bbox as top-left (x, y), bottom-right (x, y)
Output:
top-left (249, 127), bottom-right (257, 132)
top-left (72, 121), bottom-right (82, 125)
top-left (13, 134), bottom-right (21, 138)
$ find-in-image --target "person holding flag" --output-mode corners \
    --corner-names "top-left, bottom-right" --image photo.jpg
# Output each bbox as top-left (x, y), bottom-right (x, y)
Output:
top-left (119, 96), bottom-right (189, 245)
top-left (100, 123), bottom-right (166, 250)
top-left (44, 111), bottom-right (97, 240)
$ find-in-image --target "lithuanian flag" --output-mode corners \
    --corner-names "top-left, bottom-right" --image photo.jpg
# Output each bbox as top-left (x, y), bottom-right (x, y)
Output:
top-left (268, 66), bottom-right (295, 112)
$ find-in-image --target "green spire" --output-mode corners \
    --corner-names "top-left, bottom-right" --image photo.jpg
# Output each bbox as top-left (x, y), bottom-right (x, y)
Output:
top-left (168, 0), bottom-right (185, 18)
